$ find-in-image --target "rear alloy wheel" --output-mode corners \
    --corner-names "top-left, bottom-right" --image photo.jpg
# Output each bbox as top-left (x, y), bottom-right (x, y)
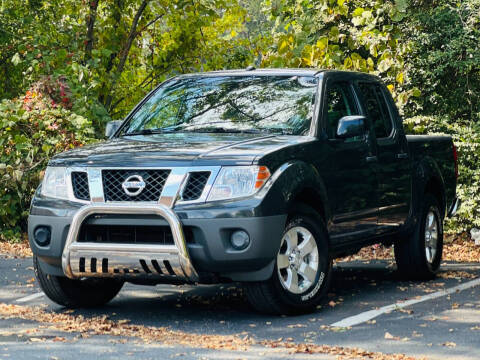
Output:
top-left (394, 194), bottom-right (443, 279)
top-left (246, 205), bottom-right (331, 315)
top-left (424, 210), bottom-right (439, 265)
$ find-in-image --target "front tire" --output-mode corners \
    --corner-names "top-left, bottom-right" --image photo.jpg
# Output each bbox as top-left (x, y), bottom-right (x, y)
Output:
top-left (394, 194), bottom-right (444, 279)
top-left (246, 205), bottom-right (332, 315)
top-left (34, 256), bottom-right (124, 308)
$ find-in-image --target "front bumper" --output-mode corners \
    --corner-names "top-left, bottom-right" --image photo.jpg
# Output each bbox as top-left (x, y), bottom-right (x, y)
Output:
top-left (28, 202), bottom-right (286, 282)
top-left (62, 204), bottom-right (197, 281)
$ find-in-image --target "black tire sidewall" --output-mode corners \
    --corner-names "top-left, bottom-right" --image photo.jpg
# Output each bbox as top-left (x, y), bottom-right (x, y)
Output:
top-left (272, 213), bottom-right (331, 308)
top-left (34, 256), bottom-right (123, 308)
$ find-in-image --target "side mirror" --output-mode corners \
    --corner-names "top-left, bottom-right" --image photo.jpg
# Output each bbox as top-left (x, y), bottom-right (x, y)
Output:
top-left (105, 120), bottom-right (123, 138)
top-left (336, 115), bottom-right (366, 139)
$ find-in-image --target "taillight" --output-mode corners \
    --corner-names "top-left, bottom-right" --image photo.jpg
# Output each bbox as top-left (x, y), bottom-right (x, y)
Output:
top-left (453, 144), bottom-right (458, 179)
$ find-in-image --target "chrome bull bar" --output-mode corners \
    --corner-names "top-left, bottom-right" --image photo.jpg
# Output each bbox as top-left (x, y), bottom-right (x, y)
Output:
top-left (61, 203), bottom-right (199, 282)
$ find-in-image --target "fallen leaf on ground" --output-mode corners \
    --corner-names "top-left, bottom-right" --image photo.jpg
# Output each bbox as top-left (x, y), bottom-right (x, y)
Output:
top-left (336, 233), bottom-right (480, 263)
top-left (0, 241), bottom-right (32, 258)
top-left (443, 342), bottom-right (456, 348)
top-left (385, 332), bottom-right (401, 341)
top-left (0, 303), bottom-right (419, 360)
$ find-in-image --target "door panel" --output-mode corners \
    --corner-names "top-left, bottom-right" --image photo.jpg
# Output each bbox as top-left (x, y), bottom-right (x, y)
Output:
top-left (376, 136), bottom-right (411, 229)
top-left (325, 140), bottom-right (379, 239)
top-left (356, 82), bottom-right (411, 231)
top-left (321, 81), bottom-right (378, 241)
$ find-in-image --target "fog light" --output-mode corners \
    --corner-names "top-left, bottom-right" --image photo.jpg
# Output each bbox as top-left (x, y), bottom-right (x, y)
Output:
top-left (230, 230), bottom-right (250, 250)
top-left (34, 226), bottom-right (51, 247)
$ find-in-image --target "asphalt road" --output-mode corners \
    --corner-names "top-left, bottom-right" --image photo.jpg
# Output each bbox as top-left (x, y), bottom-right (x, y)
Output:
top-left (0, 255), bottom-right (479, 360)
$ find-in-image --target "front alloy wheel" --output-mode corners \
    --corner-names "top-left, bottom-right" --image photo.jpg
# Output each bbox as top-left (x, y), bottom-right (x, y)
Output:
top-left (246, 204), bottom-right (331, 315)
top-left (277, 226), bottom-right (319, 294)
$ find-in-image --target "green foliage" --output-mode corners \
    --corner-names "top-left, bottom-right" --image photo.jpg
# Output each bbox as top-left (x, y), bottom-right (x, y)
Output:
top-left (402, 1), bottom-right (480, 120)
top-left (1, 0), bottom-right (480, 237)
top-left (405, 116), bottom-right (480, 232)
top-left (1, 0), bottom-right (255, 133)
top-left (260, 0), bottom-right (416, 110)
top-left (0, 90), bottom-right (94, 235)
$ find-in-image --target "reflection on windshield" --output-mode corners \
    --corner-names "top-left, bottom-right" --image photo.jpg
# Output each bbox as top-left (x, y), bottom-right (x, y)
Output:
top-left (122, 75), bottom-right (318, 136)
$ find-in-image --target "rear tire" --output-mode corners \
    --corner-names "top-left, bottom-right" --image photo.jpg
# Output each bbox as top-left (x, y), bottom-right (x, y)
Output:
top-left (246, 204), bottom-right (331, 315)
top-left (34, 256), bottom-right (124, 308)
top-left (394, 194), bottom-right (443, 280)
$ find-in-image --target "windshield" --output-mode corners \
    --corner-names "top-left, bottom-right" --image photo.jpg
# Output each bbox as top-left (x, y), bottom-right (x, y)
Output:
top-left (121, 75), bottom-right (318, 136)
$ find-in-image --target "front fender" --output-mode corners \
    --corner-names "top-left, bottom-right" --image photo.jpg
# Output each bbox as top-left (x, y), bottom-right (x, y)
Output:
top-left (257, 161), bottom-right (330, 220)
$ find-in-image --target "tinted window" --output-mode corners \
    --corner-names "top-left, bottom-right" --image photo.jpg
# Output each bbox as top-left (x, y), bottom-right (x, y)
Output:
top-left (121, 76), bottom-right (318, 136)
top-left (358, 83), bottom-right (393, 138)
top-left (325, 82), bottom-right (359, 139)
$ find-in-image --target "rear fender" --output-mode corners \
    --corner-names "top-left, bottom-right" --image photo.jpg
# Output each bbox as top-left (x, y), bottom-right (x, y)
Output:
top-left (411, 156), bottom-right (446, 222)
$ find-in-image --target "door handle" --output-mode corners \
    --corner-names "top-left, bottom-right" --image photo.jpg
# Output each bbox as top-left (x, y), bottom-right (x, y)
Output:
top-left (366, 156), bottom-right (378, 163)
top-left (397, 153), bottom-right (408, 159)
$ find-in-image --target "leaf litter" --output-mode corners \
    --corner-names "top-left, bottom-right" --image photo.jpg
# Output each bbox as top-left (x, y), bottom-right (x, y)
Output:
top-left (337, 233), bottom-right (480, 263)
top-left (0, 303), bottom-right (423, 359)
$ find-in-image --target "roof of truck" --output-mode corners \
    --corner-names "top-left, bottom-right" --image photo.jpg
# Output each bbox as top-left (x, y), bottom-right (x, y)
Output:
top-left (176, 68), bottom-right (381, 81)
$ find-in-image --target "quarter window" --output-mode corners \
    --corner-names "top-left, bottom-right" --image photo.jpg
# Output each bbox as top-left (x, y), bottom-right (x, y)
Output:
top-left (358, 83), bottom-right (393, 139)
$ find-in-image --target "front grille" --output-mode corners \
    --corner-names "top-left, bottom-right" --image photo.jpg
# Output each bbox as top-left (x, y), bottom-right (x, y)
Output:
top-left (181, 172), bottom-right (210, 201)
top-left (102, 169), bottom-right (170, 202)
top-left (71, 172), bottom-right (90, 201)
top-left (79, 224), bottom-right (175, 245)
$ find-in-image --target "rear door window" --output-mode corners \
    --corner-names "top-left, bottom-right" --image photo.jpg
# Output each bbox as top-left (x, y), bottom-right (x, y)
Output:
top-left (357, 83), bottom-right (393, 139)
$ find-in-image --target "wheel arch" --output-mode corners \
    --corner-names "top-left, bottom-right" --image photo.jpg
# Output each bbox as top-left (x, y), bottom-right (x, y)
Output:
top-left (288, 187), bottom-right (327, 224)
top-left (413, 157), bottom-right (447, 219)
top-left (261, 160), bottom-right (331, 221)
top-left (424, 176), bottom-right (446, 218)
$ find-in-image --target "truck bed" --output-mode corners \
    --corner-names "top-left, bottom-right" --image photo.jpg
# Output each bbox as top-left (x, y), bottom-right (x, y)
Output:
top-left (406, 135), bottom-right (456, 213)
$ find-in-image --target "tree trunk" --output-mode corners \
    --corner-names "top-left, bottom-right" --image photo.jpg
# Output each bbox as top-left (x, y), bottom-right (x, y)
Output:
top-left (99, 0), bottom-right (124, 105)
top-left (84, 0), bottom-right (99, 62)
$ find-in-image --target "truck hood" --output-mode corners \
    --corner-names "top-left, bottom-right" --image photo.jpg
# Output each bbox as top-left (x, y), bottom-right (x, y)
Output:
top-left (49, 132), bottom-right (313, 167)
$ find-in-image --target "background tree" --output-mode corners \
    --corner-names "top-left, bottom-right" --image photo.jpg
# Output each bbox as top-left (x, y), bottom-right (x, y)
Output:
top-left (1, 0), bottom-right (480, 236)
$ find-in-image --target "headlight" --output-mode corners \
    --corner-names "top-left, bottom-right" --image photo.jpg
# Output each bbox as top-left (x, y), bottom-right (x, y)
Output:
top-left (207, 166), bottom-right (271, 201)
top-left (41, 167), bottom-right (70, 200)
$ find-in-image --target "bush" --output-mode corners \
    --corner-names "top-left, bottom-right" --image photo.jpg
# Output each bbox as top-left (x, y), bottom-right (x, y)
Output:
top-left (404, 115), bottom-right (480, 233)
top-left (0, 84), bottom-right (95, 238)
top-left (402, 2), bottom-right (480, 120)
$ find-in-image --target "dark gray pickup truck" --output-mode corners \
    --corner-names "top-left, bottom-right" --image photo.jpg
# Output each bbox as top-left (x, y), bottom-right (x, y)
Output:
top-left (29, 69), bottom-right (460, 314)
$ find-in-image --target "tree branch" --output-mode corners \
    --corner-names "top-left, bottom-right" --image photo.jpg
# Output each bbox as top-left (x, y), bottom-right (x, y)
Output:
top-left (105, 0), bottom-right (150, 110)
top-left (116, 0), bottom-right (149, 78)
top-left (135, 13), bottom-right (164, 36)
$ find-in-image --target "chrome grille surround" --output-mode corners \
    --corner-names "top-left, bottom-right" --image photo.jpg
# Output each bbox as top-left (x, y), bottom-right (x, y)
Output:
top-left (63, 166), bottom-right (220, 205)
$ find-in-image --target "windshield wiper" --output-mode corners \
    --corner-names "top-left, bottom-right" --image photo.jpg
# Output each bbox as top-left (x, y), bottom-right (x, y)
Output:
top-left (122, 129), bottom-right (170, 136)
top-left (190, 128), bottom-right (264, 134)
top-left (122, 125), bottom-right (289, 136)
